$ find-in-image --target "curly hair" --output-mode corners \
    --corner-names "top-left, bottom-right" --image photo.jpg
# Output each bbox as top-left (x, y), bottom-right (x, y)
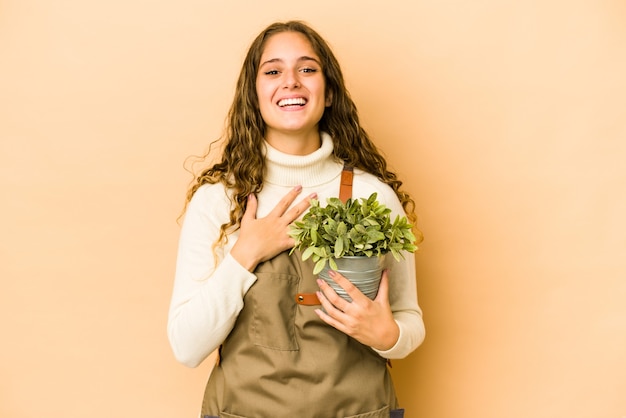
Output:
top-left (185, 20), bottom-right (422, 250)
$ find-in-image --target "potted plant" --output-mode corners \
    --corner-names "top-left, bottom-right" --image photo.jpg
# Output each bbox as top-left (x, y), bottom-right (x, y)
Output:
top-left (289, 192), bottom-right (418, 301)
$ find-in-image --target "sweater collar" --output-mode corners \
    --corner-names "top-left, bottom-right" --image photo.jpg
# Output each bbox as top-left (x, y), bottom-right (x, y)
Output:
top-left (263, 132), bottom-right (343, 187)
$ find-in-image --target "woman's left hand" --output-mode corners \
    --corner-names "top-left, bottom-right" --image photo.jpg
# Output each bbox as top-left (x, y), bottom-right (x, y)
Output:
top-left (315, 270), bottom-right (400, 351)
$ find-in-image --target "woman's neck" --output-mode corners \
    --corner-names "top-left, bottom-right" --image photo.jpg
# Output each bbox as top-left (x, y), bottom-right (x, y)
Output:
top-left (263, 132), bottom-right (342, 188)
top-left (264, 130), bottom-right (322, 156)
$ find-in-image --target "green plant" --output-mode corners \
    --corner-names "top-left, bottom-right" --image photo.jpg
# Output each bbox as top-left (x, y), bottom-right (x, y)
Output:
top-left (289, 192), bottom-right (418, 274)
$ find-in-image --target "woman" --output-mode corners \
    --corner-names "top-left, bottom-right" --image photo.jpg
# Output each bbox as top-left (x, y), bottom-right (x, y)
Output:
top-left (168, 20), bottom-right (425, 418)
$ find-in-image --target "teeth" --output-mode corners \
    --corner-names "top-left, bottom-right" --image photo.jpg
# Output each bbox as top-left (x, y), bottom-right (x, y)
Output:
top-left (278, 97), bottom-right (306, 107)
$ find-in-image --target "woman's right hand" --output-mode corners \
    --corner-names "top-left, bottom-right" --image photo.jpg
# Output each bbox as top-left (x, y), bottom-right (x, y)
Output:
top-left (230, 185), bottom-right (316, 272)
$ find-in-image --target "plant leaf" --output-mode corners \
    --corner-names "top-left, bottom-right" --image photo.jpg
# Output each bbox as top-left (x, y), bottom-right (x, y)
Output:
top-left (329, 258), bottom-right (338, 271)
top-left (302, 246), bottom-right (316, 261)
top-left (313, 259), bottom-right (327, 275)
top-left (334, 236), bottom-right (344, 258)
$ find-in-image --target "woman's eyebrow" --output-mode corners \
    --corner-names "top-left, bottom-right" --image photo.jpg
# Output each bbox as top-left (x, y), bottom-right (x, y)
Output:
top-left (298, 56), bottom-right (321, 65)
top-left (259, 56), bottom-right (321, 67)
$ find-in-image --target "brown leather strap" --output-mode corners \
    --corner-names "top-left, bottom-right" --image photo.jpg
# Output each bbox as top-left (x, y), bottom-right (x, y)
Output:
top-left (339, 165), bottom-right (354, 203)
top-left (295, 293), bottom-right (320, 305)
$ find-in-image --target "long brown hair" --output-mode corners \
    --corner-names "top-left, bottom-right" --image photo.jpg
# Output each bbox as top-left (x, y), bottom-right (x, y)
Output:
top-left (186, 21), bottom-right (422, 249)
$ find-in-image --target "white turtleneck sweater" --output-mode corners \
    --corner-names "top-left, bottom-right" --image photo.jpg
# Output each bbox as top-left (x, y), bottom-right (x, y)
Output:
top-left (168, 133), bottom-right (425, 368)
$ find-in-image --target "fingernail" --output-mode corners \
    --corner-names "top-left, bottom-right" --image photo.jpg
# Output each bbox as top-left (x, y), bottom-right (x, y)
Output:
top-left (316, 279), bottom-right (323, 287)
top-left (294, 185), bottom-right (302, 192)
top-left (310, 192), bottom-right (318, 199)
top-left (328, 270), bottom-right (336, 278)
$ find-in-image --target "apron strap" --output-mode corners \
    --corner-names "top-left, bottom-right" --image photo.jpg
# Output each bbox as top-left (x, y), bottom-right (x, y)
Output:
top-left (295, 293), bottom-right (321, 305)
top-left (339, 164), bottom-right (354, 203)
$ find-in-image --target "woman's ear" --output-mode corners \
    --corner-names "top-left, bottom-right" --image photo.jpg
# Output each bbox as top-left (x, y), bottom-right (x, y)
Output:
top-left (325, 90), bottom-right (333, 107)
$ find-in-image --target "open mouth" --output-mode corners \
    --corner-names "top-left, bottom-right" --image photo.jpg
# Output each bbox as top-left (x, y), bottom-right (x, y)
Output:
top-left (278, 97), bottom-right (307, 107)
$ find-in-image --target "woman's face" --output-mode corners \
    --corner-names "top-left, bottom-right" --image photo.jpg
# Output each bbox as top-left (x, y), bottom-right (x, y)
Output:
top-left (256, 31), bottom-right (331, 154)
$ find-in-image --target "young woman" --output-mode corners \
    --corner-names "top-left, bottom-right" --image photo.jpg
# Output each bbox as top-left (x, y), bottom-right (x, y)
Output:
top-left (168, 20), bottom-right (425, 418)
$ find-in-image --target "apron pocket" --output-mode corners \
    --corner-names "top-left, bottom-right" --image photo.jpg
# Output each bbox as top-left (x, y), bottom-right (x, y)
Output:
top-left (252, 272), bottom-right (299, 350)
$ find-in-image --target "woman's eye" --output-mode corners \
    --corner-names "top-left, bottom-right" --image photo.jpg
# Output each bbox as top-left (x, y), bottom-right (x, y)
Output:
top-left (264, 70), bottom-right (279, 75)
top-left (301, 67), bottom-right (318, 73)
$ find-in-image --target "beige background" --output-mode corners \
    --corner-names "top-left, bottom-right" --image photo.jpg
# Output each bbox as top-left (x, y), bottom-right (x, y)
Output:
top-left (2, 0), bottom-right (625, 417)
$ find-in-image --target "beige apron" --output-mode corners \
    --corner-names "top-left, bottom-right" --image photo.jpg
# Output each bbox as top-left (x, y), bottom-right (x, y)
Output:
top-left (201, 166), bottom-right (405, 418)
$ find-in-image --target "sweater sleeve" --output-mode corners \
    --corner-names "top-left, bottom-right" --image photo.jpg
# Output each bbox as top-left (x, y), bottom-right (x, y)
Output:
top-left (373, 251), bottom-right (426, 359)
top-left (167, 184), bottom-right (257, 368)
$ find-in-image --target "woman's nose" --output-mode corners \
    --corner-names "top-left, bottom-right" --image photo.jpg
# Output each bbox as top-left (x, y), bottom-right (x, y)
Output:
top-left (283, 69), bottom-right (300, 89)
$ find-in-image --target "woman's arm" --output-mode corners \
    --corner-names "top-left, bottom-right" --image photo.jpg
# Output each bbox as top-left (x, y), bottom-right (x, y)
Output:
top-left (315, 174), bottom-right (426, 358)
top-left (374, 250), bottom-right (426, 359)
top-left (167, 184), bottom-right (315, 368)
top-left (167, 184), bottom-right (257, 368)
top-left (314, 251), bottom-right (425, 359)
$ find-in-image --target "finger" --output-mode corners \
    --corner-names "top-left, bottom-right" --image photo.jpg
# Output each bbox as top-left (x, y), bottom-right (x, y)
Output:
top-left (317, 277), bottom-right (351, 314)
top-left (315, 288), bottom-right (334, 312)
top-left (285, 193), bottom-right (316, 222)
top-left (328, 270), bottom-right (367, 305)
top-left (315, 289), bottom-right (349, 323)
top-left (242, 193), bottom-right (258, 222)
top-left (269, 185), bottom-right (303, 217)
top-left (374, 269), bottom-right (390, 305)
top-left (314, 306), bottom-right (347, 333)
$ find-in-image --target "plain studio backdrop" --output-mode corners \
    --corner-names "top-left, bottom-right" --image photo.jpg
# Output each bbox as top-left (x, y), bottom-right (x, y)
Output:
top-left (1, 1), bottom-right (625, 417)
